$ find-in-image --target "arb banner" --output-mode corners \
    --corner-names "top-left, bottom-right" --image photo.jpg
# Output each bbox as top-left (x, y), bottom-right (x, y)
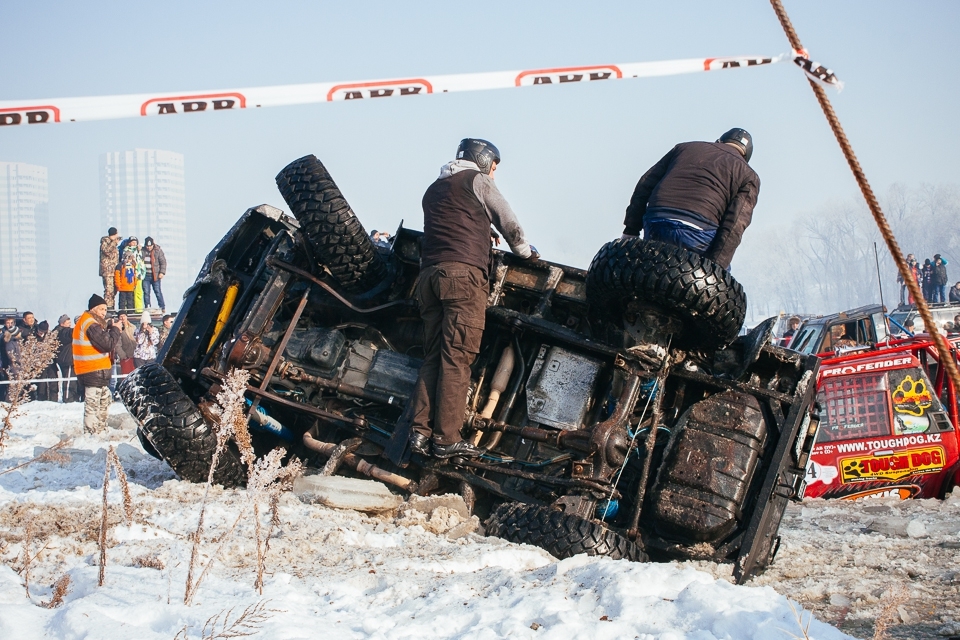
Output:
top-left (0, 54), bottom-right (782, 127)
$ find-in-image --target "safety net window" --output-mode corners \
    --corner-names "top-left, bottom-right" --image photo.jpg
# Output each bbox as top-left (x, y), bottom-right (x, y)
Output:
top-left (816, 372), bottom-right (891, 443)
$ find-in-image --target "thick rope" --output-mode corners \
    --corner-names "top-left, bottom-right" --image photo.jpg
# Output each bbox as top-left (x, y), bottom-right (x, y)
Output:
top-left (770, 0), bottom-right (960, 393)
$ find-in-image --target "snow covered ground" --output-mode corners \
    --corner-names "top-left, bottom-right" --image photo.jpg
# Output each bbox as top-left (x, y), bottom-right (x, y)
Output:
top-left (0, 402), bottom-right (957, 639)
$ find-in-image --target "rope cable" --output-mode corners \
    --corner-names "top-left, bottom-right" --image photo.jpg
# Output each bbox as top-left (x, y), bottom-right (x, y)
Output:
top-left (769, 0), bottom-right (960, 395)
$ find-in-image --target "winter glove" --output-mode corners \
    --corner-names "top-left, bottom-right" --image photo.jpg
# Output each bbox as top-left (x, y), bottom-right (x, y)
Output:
top-left (525, 245), bottom-right (541, 262)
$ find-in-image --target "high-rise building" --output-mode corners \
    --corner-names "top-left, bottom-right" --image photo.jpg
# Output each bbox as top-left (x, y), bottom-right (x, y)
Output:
top-left (99, 149), bottom-right (188, 304)
top-left (0, 162), bottom-right (49, 301)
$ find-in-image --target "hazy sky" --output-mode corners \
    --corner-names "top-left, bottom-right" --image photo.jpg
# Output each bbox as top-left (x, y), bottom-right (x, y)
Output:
top-left (2, 0), bottom-right (959, 321)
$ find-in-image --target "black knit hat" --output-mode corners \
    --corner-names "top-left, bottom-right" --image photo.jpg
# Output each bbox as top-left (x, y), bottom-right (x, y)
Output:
top-left (88, 293), bottom-right (107, 310)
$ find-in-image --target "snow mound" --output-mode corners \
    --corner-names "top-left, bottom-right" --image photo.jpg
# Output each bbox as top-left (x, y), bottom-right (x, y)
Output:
top-left (0, 401), bottom-right (866, 639)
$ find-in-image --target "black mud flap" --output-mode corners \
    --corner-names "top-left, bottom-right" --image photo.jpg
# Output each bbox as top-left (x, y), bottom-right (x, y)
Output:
top-left (384, 402), bottom-right (415, 467)
top-left (733, 356), bottom-right (820, 584)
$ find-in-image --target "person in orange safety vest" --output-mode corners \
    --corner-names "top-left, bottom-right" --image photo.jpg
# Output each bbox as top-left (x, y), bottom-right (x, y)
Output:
top-left (73, 294), bottom-right (121, 433)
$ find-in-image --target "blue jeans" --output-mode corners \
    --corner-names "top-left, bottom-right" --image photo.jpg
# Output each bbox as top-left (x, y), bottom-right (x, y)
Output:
top-left (934, 284), bottom-right (947, 303)
top-left (143, 277), bottom-right (165, 310)
top-left (643, 218), bottom-right (716, 254)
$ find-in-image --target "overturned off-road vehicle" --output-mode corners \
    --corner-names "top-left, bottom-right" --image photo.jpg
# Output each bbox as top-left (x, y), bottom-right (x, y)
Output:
top-left (119, 155), bottom-right (820, 583)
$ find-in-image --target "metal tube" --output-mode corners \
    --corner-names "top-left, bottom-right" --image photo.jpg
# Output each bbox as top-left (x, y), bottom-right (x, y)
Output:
top-left (282, 367), bottom-right (404, 407)
top-left (247, 289), bottom-right (310, 419)
top-left (470, 416), bottom-right (594, 454)
top-left (320, 437), bottom-right (363, 476)
top-left (302, 431), bottom-right (416, 491)
top-left (457, 458), bottom-right (614, 495)
top-left (245, 385), bottom-right (367, 428)
top-left (481, 344), bottom-right (515, 419)
top-left (627, 366), bottom-right (670, 540)
top-left (482, 334), bottom-right (527, 450)
top-left (267, 257), bottom-right (414, 314)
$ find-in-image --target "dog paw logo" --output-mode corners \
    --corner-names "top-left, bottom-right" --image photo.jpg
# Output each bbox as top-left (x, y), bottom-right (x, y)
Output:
top-left (892, 375), bottom-right (932, 416)
top-left (842, 459), bottom-right (864, 479)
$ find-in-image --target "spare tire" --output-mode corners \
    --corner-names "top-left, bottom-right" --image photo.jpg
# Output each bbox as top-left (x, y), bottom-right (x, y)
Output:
top-left (586, 238), bottom-right (746, 351)
top-left (486, 502), bottom-right (646, 562)
top-left (118, 364), bottom-right (247, 487)
top-left (275, 155), bottom-right (387, 293)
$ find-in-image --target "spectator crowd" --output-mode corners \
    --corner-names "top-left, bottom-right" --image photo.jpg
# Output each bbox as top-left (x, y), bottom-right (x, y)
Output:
top-left (898, 253), bottom-right (956, 305)
top-left (99, 227), bottom-right (168, 313)
top-left (0, 306), bottom-right (174, 406)
top-left (0, 226), bottom-right (183, 430)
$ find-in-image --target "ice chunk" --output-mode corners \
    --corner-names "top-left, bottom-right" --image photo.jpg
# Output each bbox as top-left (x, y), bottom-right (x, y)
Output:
top-left (906, 519), bottom-right (928, 538)
top-left (293, 475), bottom-right (402, 513)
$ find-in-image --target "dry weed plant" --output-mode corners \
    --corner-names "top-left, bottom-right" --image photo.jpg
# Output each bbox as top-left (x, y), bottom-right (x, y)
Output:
top-left (173, 600), bottom-right (276, 639)
top-left (0, 334), bottom-right (60, 451)
top-left (40, 574), bottom-right (71, 609)
top-left (872, 584), bottom-right (909, 640)
top-left (98, 445), bottom-right (134, 586)
top-left (183, 369), bottom-right (302, 603)
top-left (184, 369), bottom-right (250, 606)
top-left (17, 518), bottom-right (51, 598)
top-left (246, 449), bottom-right (302, 593)
top-left (134, 554), bottom-right (166, 570)
top-left (778, 600), bottom-right (813, 640)
top-left (107, 446), bottom-right (134, 522)
top-left (0, 437), bottom-right (72, 476)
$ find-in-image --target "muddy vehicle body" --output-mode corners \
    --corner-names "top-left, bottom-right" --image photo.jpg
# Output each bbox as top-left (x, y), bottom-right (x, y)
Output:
top-left (788, 304), bottom-right (890, 355)
top-left (120, 155), bottom-right (820, 583)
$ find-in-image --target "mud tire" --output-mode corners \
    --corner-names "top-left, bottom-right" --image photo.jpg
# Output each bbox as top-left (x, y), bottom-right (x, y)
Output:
top-left (486, 502), bottom-right (646, 561)
top-left (586, 238), bottom-right (747, 351)
top-left (118, 363), bottom-right (247, 487)
top-left (275, 154), bottom-right (387, 293)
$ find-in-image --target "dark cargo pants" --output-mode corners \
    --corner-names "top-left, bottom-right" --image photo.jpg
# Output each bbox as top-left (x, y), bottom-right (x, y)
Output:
top-left (410, 262), bottom-right (487, 445)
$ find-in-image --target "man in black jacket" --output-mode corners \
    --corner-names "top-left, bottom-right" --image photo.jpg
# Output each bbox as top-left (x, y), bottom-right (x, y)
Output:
top-left (142, 237), bottom-right (167, 312)
top-left (409, 138), bottom-right (536, 459)
top-left (622, 128), bottom-right (759, 270)
top-left (55, 315), bottom-right (79, 402)
top-left (933, 254), bottom-right (949, 303)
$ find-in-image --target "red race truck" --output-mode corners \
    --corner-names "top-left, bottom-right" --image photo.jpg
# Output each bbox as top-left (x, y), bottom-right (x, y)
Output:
top-left (799, 333), bottom-right (960, 500)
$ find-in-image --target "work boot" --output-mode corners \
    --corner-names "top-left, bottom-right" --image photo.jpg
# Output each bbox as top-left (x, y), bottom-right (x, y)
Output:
top-left (432, 440), bottom-right (483, 459)
top-left (409, 433), bottom-right (431, 457)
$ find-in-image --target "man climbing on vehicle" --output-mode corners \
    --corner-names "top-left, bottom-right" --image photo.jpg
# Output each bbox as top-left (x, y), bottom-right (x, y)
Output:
top-left (409, 138), bottom-right (537, 459)
top-left (621, 128), bottom-right (759, 270)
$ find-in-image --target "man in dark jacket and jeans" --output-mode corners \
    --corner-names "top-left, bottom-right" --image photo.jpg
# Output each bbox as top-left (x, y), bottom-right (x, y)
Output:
top-left (408, 139), bottom-right (537, 459)
top-left (933, 254), bottom-right (949, 303)
top-left (622, 128), bottom-right (759, 270)
top-left (142, 237), bottom-right (167, 311)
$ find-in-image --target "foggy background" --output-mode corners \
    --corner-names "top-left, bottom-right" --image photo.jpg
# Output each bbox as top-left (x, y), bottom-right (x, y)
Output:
top-left (1, 0), bottom-right (958, 326)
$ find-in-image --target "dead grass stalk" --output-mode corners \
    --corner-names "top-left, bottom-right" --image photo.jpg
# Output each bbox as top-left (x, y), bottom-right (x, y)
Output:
top-left (872, 584), bottom-right (909, 640)
top-left (246, 449), bottom-right (302, 593)
top-left (0, 334), bottom-right (60, 451)
top-left (184, 369), bottom-right (249, 606)
top-left (40, 574), bottom-right (71, 609)
top-left (98, 444), bottom-right (135, 586)
top-left (0, 438), bottom-right (72, 477)
top-left (173, 600), bottom-right (275, 639)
